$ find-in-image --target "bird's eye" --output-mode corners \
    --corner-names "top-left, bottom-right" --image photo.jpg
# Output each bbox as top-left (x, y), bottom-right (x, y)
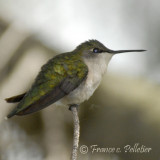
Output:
top-left (93, 48), bottom-right (102, 53)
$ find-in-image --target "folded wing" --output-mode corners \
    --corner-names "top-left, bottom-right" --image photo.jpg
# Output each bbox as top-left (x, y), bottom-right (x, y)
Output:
top-left (7, 53), bottom-right (88, 118)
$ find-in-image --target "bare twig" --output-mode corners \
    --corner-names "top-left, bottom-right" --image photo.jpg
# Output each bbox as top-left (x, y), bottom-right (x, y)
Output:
top-left (70, 104), bottom-right (80, 160)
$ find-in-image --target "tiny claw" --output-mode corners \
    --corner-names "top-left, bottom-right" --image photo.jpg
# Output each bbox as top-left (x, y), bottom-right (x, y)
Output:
top-left (69, 104), bottom-right (79, 111)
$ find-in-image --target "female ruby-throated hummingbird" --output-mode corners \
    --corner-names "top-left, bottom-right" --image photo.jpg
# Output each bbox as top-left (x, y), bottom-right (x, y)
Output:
top-left (5, 40), bottom-right (145, 118)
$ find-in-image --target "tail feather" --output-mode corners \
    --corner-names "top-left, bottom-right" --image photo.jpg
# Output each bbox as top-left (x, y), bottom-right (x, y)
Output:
top-left (5, 93), bottom-right (26, 103)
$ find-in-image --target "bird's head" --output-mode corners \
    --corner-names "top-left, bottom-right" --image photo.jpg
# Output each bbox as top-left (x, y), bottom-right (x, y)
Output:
top-left (74, 39), bottom-right (146, 60)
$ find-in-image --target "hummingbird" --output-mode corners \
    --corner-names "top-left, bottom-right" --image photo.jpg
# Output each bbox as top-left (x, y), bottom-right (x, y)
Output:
top-left (5, 40), bottom-right (145, 118)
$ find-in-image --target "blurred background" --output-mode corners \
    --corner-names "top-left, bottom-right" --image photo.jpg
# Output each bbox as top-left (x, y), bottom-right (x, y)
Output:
top-left (0, 0), bottom-right (160, 160)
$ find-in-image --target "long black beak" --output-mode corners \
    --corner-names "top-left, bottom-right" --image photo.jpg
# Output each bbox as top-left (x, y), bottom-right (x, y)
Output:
top-left (106, 49), bottom-right (146, 54)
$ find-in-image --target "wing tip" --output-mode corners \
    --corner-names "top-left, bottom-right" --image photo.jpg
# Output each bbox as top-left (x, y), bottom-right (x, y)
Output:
top-left (7, 109), bottom-right (18, 118)
top-left (6, 113), bottom-right (15, 119)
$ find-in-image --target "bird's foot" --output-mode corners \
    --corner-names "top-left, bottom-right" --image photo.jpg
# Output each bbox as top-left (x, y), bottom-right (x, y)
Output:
top-left (69, 104), bottom-right (79, 111)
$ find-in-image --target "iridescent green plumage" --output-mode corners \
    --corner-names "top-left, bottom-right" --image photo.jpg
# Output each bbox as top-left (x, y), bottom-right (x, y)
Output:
top-left (7, 52), bottom-right (88, 118)
top-left (6, 39), bottom-right (145, 118)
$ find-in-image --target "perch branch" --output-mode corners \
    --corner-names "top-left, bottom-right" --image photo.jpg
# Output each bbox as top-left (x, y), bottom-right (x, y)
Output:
top-left (70, 104), bottom-right (80, 160)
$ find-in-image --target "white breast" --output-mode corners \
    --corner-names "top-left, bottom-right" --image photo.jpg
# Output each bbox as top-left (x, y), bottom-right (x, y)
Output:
top-left (60, 53), bottom-right (113, 105)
